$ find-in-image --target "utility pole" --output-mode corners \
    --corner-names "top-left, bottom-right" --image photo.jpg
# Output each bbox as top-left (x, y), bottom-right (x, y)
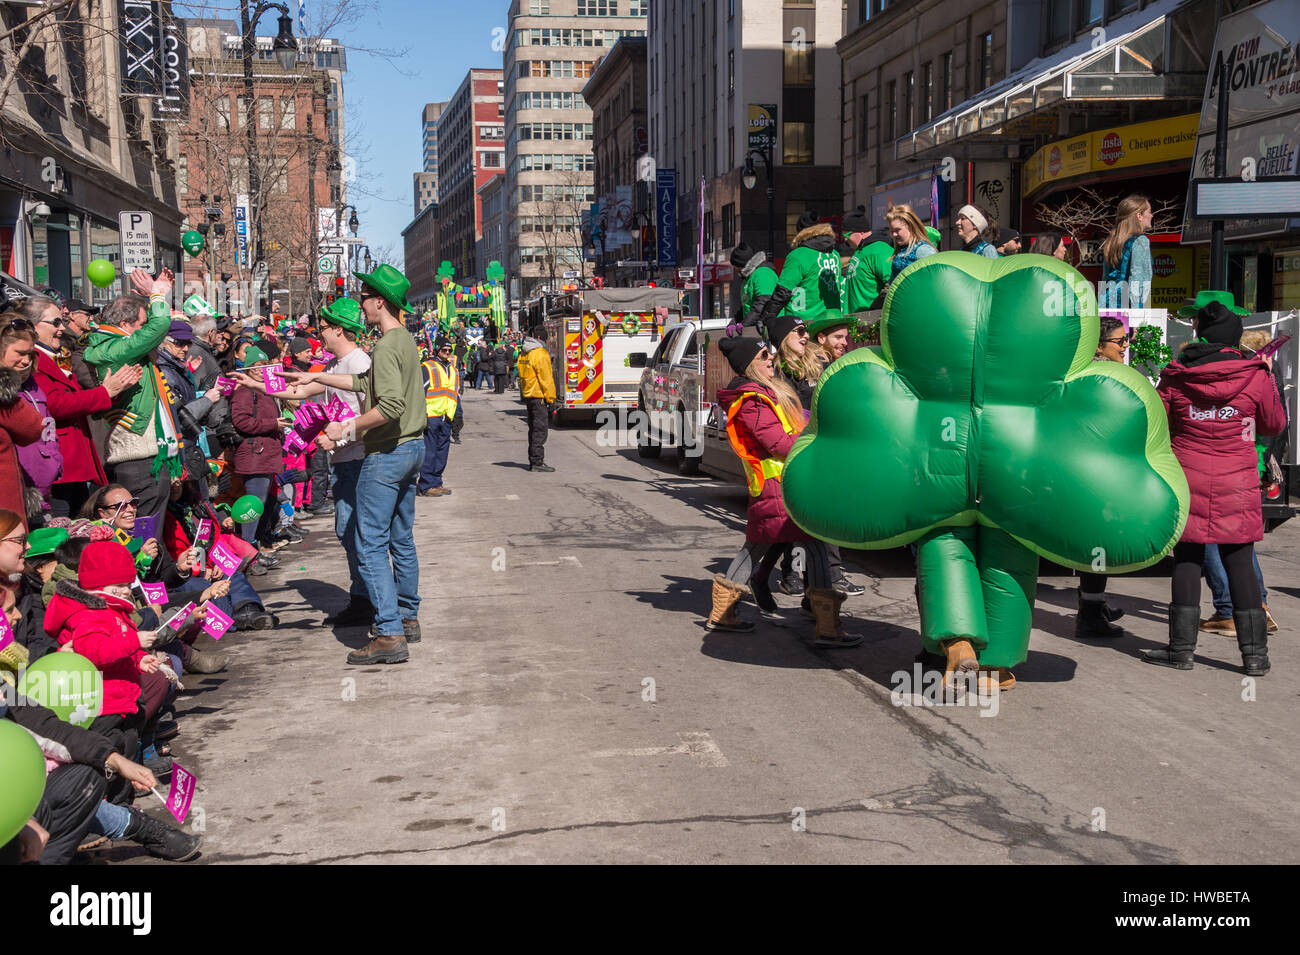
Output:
top-left (1209, 57), bottom-right (1229, 290)
top-left (307, 111), bottom-right (318, 314)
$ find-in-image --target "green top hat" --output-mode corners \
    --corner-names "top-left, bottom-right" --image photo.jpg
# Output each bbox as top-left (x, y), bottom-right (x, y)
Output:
top-left (25, 527), bottom-right (68, 560)
top-left (353, 263), bottom-right (412, 313)
top-left (1176, 290), bottom-right (1249, 318)
top-left (804, 308), bottom-right (851, 338)
top-left (183, 293), bottom-right (216, 319)
top-left (320, 296), bottom-right (364, 333)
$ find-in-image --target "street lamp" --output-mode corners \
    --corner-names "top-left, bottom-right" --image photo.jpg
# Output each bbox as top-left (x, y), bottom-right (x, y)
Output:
top-left (240, 1), bottom-right (297, 269)
top-left (741, 142), bottom-right (776, 258)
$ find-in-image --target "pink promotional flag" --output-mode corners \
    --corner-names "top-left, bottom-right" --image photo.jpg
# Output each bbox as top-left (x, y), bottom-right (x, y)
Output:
top-left (166, 764), bottom-right (196, 823)
top-left (202, 603), bottom-right (235, 641)
top-left (195, 518), bottom-right (214, 547)
top-left (209, 539), bottom-right (243, 577)
top-left (140, 581), bottom-right (168, 605)
top-left (292, 402), bottom-right (329, 444)
top-left (261, 365), bottom-right (287, 394)
top-left (0, 612), bottom-right (13, 652)
top-left (325, 394), bottom-right (356, 422)
top-left (214, 375), bottom-right (237, 396)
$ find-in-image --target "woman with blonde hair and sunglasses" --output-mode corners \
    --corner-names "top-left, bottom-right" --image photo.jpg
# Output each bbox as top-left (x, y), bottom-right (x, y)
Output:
top-left (704, 334), bottom-right (862, 647)
top-left (1099, 193), bottom-right (1154, 309)
top-left (886, 204), bottom-right (937, 281)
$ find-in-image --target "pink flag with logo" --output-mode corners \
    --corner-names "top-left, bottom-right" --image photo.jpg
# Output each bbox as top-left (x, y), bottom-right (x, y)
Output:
top-left (214, 375), bottom-right (237, 396)
top-left (293, 401), bottom-right (329, 444)
top-left (325, 394), bottom-right (356, 422)
top-left (202, 603), bottom-right (235, 641)
top-left (0, 612), bottom-right (13, 652)
top-left (166, 763), bottom-right (196, 823)
top-left (261, 365), bottom-right (287, 394)
top-left (140, 581), bottom-right (168, 605)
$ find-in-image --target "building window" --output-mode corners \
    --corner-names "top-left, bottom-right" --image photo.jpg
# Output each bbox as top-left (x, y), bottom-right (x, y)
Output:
top-left (859, 92), bottom-right (869, 154)
top-left (783, 41), bottom-right (814, 86)
top-left (217, 98), bottom-right (231, 131)
top-left (280, 97), bottom-right (296, 130)
top-left (728, 50), bottom-right (734, 95)
top-left (783, 121), bottom-right (812, 164)
top-left (530, 0), bottom-right (549, 14)
top-left (258, 96), bottom-right (273, 130)
top-left (577, 0), bottom-right (616, 15)
top-left (942, 52), bottom-right (953, 112)
top-left (979, 32), bottom-right (993, 90)
top-left (922, 62), bottom-right (933, 123)
top-left (902, 71), bottom-right (913, 132)
top-left (630, 0), bottom-right (647, 14)
top-left (885, 79), bottom-right (895, 142)
top-left (177, 155), bottom-right (188, 194)
top-left (722, 203), bottom-right (735, 248)
top-left (1078, 0), bottom-right (1104, 27)
top-left (482, 151), bottom-right (503, 168)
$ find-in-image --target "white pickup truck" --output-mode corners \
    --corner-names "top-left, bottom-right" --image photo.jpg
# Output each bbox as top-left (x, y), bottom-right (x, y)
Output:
top-left (631, 318), bottom-right (745, 481)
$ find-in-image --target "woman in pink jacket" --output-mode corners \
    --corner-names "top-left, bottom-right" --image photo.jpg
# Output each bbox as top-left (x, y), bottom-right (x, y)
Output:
top-left (1148, 298), bottom-right (1287, 675)
top-left (706, 335), bottom-right (861, 647)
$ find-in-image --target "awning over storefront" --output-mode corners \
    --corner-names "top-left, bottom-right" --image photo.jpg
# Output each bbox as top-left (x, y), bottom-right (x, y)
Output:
top-left (895, 0), bottom-right (1205, 161)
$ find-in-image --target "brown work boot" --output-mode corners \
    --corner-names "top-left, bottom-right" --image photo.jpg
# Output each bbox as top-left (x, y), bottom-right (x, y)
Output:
top-left (346, 634), bottom-right (409, 665)
top-left (1264, 603), bottom-right (1278, 633)
top-left (807, 587), bottom-right (863, 648)
top-left (705, 574), bottom-right (754, 632)
top-left (1200, 613), bottom-right (1236, 635)
top-left (942, 638), bottom-right (979, 687)
top-left (370, 618), bottom-right (421, 643)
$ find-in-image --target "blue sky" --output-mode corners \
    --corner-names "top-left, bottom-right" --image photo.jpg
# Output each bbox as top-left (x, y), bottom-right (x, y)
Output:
top-left (338, 0), bottom-right (509, 268)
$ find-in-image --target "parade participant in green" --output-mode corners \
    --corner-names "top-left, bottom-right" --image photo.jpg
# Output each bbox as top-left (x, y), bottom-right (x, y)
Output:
top-left (840, 205), bottom-right (894, 313)
top-left (776, 210), bottom-right (844, 323)
top-left (731, 242), bottom-right (779, 321)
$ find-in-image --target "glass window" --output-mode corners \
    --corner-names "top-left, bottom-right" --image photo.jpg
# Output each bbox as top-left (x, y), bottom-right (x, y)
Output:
top-left (903, 71), bottom-right (914, 131)
top-left (1046, 0), bottom-right (1069, 45)
top-left (258, 96), bottom-right (273, 130)
top-left (885, 80), bottom-right (896, 141)
top-left (1078, 0), bottom-right (1104, 27)
top-left (177, 155), bottom-right (188, 194)
top-left (942, 52), bottom-right (953, 112)
top-left (922, 62), bottom-right (933, 123)
top-left (980, 33), bottom-right (993, 90)
top-left (280, 97), bottom-right (296, 131)
top-left (783, 121), bottom-right (812, 164)
top-left (859, 93), bottom-right (870, 153)
top-left (783, 41), bottom-right (814, 86)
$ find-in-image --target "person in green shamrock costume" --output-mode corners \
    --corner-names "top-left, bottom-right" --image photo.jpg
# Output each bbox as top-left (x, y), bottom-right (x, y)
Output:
top-left (781, 252), bottom-right (1189, 692)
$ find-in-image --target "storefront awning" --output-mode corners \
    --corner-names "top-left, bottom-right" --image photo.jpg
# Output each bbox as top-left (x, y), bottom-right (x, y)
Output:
top-left (895, 0), bottom-right (1205, 161)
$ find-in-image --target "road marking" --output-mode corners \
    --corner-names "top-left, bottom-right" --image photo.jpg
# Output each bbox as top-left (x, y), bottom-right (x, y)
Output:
top-left (593, 731), bottom-right (728, 767)
top-left (514, 555), bottom-right (583, 568)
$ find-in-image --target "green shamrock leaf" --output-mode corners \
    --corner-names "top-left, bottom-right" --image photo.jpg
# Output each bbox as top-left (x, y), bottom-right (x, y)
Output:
top-left (784, 253), bottom-right (1188, 574)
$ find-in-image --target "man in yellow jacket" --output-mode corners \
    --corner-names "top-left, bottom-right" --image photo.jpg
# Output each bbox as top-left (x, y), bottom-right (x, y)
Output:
top-left (516, 329), bottom-right (556, 472)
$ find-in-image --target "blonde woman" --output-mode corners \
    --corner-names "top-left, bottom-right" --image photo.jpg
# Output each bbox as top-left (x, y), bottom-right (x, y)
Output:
top-left (705, 335), bottom-right (861, 647)
top-left (1099, 194), bottom-right (1153, 308)
top-left (886, 204), bottom-right (937, 281)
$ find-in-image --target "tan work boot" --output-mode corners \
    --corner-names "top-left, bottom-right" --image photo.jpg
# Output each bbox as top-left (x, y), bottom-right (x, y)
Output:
top-left (1264, 603), bottom-right (1278, 633)
top-left (705, 574), bottom-right (754, 632)
top-left (346, 634), bottom-right (409, 665)
top-left (1200, 613), bottom-right (1236, 636)
top-left (807, 587), bottom-right (863, 648)
top-left (977, 667), bottom-right (1016, 693)
top-left (943, 638), bottom-right (979, 687)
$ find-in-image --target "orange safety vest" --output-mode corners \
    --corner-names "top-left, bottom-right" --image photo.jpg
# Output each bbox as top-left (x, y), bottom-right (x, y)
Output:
top-left (423, 360), bottom-right (460, 418)
top-left (725, 391), bottom-right (802, 497)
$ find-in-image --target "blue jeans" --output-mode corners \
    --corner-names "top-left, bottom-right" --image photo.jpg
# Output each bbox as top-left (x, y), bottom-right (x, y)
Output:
top-left (331, 458), bottom-right (367, 599)
top-left (93, 799), bottom-right (131, 839)
top-left (1204, 544), bottom-right (1267, 617)
top-left (475, 369), bottom-right (491, 389)
top-left (356, 439), bottom-right (424, 636)
top-left (419, 417), bottom-right (451, 491)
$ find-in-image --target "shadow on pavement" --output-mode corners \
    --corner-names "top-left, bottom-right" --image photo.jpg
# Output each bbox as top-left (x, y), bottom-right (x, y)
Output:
top-left (492, 460), bottom-right (532, 469)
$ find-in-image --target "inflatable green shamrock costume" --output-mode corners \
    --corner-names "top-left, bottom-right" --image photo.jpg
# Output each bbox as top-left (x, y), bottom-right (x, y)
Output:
top-left (782, 253), bottom-right (1189, 672)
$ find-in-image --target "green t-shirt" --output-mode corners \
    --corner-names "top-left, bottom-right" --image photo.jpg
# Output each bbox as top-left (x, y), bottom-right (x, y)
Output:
top-left (844, 241), bottom-right (895, 313)
top-left (351, 325), bottom-right (425, 454)
top-left (741, 265), bottom-right (778, 316)
top-left (777, 245), bottom-right (844, 321)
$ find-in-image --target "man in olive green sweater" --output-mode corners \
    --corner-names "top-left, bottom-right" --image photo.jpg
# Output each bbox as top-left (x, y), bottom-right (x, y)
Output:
top-left (289, 264), bottom-right (426, 665)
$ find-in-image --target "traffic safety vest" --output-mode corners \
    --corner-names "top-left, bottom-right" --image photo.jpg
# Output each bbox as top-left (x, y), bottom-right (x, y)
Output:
top-left (423, 360), bottom-right (460, 418)
top-left (725, 391), bottom-right (802, 498)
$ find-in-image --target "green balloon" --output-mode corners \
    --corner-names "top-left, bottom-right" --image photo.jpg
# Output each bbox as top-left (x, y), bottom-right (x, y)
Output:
top-left (0, 719), bottom-right (47, 846)
top-left (87, 258), bottom-right (116, 288)
top-left (19, 651), bottom-right (104, 728)
top-left (182, 230), bottom-right (205, 256)
top-left (233, 494), bottom-right (265, 524)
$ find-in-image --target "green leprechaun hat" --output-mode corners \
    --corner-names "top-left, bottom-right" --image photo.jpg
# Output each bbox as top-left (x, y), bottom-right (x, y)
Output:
top-left (353, 263), bottom-right (412, 313)
top-left (1176, 290), bottom-right (1249, 318)
top-left (320, 296), bottom-right (364, 333)
top-left (804, 308), bottom-right (851, 338)
top-left (183, 293), bottom-right (216, 318)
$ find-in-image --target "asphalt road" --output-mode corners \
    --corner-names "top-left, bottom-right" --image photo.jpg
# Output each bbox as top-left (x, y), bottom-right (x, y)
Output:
top-left (114, 387), bottom-right (1300, 864)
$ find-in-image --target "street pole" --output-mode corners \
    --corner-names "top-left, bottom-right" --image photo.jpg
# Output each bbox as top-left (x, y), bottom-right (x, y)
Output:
top-left (239, 0), bottom-right (261, 271)
top-left (1210, 57), bottom-right (1229, 290)
top-left (765, 140), bottom-right (775, 258)
top-left (307, 112), bottom-right (318, 314)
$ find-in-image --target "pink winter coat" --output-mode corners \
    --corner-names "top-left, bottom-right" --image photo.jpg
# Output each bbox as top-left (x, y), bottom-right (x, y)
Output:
top-left (717, 379), bottom-right (808, 544)
top-left (1158, 348), bottom-right (1287, 543)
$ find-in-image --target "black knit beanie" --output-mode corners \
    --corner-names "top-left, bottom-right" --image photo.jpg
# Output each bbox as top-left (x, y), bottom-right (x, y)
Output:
top-left (719, 335), bottom-right (768, 374)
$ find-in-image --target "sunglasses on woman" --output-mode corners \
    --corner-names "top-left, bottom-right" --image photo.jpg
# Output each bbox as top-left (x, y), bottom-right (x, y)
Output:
top-left (99, 497), bottom-right (141, 512)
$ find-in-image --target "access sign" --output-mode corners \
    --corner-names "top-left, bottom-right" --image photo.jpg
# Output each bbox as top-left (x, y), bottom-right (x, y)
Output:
top-left (117, 211), bottom-right (155, 273)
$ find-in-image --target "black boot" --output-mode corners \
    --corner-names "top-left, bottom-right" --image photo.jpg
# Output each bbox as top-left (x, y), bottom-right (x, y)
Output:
top-left (1235, 608), bottom-right (1270, 676)
top-left (1075, 593), bottom-right (1122, 638)
top-left (1143, 604), bottom-right (1199, 669)
top-left (123, 806), bottom-right (201, 861)
top-left (778, 570), bottom-right (804, 596)
top-left (750, 571), bottom-right (778, 616)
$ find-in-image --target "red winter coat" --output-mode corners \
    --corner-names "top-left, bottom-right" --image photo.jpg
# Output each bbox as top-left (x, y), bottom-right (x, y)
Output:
top-left (230, 384), bottom-right (284, 475)
top-left (43, 578), bottom-right (147, 718)
top-left (0, 367), bottom-right (44, 525)
top-left (717, 379), bottom-right (808, 543)
top-left (32, 345), bottom-right (111, 485)
top-left (1158, 348), bottom-right (1287, 543)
